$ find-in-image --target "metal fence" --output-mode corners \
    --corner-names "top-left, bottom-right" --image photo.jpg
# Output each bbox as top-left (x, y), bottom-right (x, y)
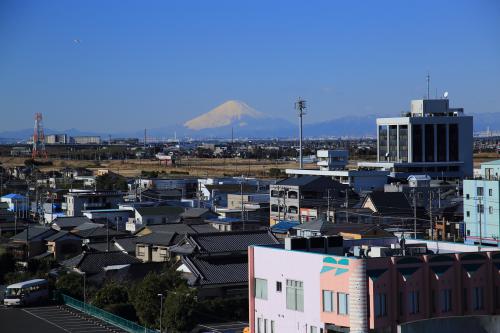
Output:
top-left (61, 294), bottom-right (157, 333)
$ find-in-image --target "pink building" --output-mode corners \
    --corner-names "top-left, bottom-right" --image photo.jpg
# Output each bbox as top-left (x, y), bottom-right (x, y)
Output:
top-left (248, 237), bottom-right (500, 333)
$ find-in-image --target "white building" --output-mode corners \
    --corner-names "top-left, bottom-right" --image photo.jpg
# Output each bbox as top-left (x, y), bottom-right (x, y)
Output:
top-left (358, 98), bottom-right (473, 179)
top-left (71, 136), bottom-right (101, 144)
top-left (46, 134), bottom-right (69, 144)
top-left (317, 150), bottom-right (348, 171)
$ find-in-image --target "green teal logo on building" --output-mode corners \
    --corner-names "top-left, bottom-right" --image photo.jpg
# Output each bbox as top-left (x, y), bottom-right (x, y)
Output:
top-left (321, 256), bottom-right (349, 276)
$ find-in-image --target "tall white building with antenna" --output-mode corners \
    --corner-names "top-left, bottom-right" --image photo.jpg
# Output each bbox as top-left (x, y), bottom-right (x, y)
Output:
top-left (358, 97), bottom-right (473, 179)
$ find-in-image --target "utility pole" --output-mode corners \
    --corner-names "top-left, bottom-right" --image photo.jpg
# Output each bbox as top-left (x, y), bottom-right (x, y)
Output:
top-left (277, 188), bottom-right (281, 222)
top-left (106, 218), bottom-right (110, 252)
top-left (158, 293), bottom-right (164, 333)
top-left (327, 189), bottom-right (330, 222)
top-left (240, 182), bottom-right (245, 231)
top-left (478, 197), bottom-right (483, 250)
top-left (345, 189), bottom-right (349, 223)
top-left (413, 189), bottom-right (417, 239)
top-left (295, 98), bottom-right (307, 169)
top-left (426, 73), bottom-right (431, 100)
top-left (429, 191), bottom-right (433, 240)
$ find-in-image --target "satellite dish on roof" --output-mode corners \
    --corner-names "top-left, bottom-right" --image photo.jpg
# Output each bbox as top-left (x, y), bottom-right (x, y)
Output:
top-left (443, 91), bottom-right (449, 99)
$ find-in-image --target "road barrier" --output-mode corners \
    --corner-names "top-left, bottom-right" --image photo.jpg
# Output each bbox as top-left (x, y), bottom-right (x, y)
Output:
top-left (61, 294), bottom-right (157, 333)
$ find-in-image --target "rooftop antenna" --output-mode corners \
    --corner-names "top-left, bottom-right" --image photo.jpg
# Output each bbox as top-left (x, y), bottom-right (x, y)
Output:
top-left (426, 73), bottom-right (430, 99)
top-left (295, 98), bottom-right (307, 169)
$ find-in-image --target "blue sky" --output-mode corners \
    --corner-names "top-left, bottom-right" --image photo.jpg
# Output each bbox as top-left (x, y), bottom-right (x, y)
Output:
top-left (0, 0), bottom-right (499, 132)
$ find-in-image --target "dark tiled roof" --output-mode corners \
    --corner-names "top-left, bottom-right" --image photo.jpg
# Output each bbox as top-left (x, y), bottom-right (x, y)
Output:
top-left (11, 226), bottom-right (56, 242)
top-left (180, 208), bottom-right (213, 219)
top-left (136, 206), bottom-right (185, 217)
top-left (73, 222), bottom-right (104, 231)
top-left (53, 216), bottom-right (92, 229)
top-left (135, 232), bottom-right (178, 246)
top-left (276, 175), bottom-right (346, 189)
top-left (189, 230), bottom-right (280, 254)
top-left (189, 223), bottom-right (219, 233)
top-left (73, 227), bottom-right (129, 239)
top-left (62, 251), bottom-right (141, 275)
top-left (113, 237), bottom-right (139, 253)
top-left (45, 230), bottom-right (81, 242)
top-left (182, 255), bottom-right (248, 286)
top-left (142, 223), bottom-right (192, 234)
top-left (365, 192), bottom-right (412, 216)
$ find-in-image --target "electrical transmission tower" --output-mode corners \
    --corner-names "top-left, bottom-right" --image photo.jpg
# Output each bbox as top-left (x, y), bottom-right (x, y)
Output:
top-left (32, 112), bottom-right (47, 159)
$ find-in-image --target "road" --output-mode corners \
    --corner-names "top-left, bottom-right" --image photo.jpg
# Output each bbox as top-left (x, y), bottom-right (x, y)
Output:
top-left (0, 305), bottom-right (127, 333)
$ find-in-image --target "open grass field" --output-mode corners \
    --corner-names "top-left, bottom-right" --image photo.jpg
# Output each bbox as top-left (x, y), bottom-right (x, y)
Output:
top-left (1, 153), bottom-right (499, 179)
top-left (0, 156), bottom-right (309, 178)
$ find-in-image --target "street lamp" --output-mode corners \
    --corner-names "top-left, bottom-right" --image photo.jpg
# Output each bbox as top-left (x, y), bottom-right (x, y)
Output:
top-left (83, 272), bottom-right (87, 312)
top-left (158, 293), bottom-right (164, 333)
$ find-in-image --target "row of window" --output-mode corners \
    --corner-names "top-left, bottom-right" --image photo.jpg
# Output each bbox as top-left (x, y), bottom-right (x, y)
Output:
top-left (467, 187), bottom-right (494, 198)
top-left (270, 205), bottom-right (299, 214)
top-left (319, 288), bottom-right (486, 318)
top-left (465, 204), bottom-right (496, 217)
top-left (256, 319), bottom-right (323, 333)
top-left (322, 290), bottom-right (349, 315)
top-left (255, 278), bottom-right (304, 312)
top-left (256, 318), bottom-right (275, 333)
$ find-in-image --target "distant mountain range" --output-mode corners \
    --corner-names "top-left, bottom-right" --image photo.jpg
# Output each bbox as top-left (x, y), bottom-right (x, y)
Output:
top-left (1, 100), bottom-right (499, 141)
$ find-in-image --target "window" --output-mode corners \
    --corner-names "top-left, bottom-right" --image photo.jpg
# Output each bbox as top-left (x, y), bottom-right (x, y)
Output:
top-left (477, 204), bottom-right (484, 214)
top-left (286, 280), bottom-right (304, 311)
top-left (255, 278), bottom-right (268, 300)
top-left (466, 211), bottom-right (470, 218)
top-left (338, 292), bottom-right (349, 315)
top-left (490, 206), bottom-right (494, 214)
top-left (257, 318), bottom-right (262, 333)
top-left (441, 289), bottom-right (452, 312)
top-left (375, 293), bottom-right (387, 317)
top-left (477, 187), bottom-right (484, 196)
top-left (270, 320), bottom-right (275, 333)
top-left (467, 230), bottom-right (471, 236)
top-left (409, 291), bottom-right (419, 314)
top-left (310, 326), bottom-right (317, 333)
top-left (466, 194), bottom-right (470, 200)
top-left (489, 189), bottom-right (493, 196)
top-left (322, 290), bottom-right (334, 312)
top-left (473, 287), bottom-right (484, 310)
top-left (264, 319), bottom-right (268, 333)
top-left (276, 281), bottom-right (282, 292)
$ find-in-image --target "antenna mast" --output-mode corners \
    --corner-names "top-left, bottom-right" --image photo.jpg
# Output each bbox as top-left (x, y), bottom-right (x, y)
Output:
top-left (295, 98), bottom-right (307, 169)
top-left (32, 113), bottom-right (47, 159)
top-left (426, 74), bottom-right (430, 99)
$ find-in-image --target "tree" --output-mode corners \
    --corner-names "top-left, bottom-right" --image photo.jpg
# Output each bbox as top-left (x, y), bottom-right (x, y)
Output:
top-left (92, 282), bottom-right (129, 308)
top-left (131, 268), bottom-right (186, 328)
top-left (162, 286), bottom-right (197, 333)
top-left (0, 252), bottom-right (16, 284)
top-left (95, 173), bottom-right (128, 191)
top-left (55, 273), bottom-right (83, 300)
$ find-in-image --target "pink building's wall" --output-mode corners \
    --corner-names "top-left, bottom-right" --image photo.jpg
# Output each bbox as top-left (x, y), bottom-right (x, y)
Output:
top-left (319, 256), bottom-right (355, 328)
top-left (250, 245), bottom-right (500, 333)
top-left (249, 247), bottom-right (255, 332)
top-left (252, 246), bottom-right (328, 333)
